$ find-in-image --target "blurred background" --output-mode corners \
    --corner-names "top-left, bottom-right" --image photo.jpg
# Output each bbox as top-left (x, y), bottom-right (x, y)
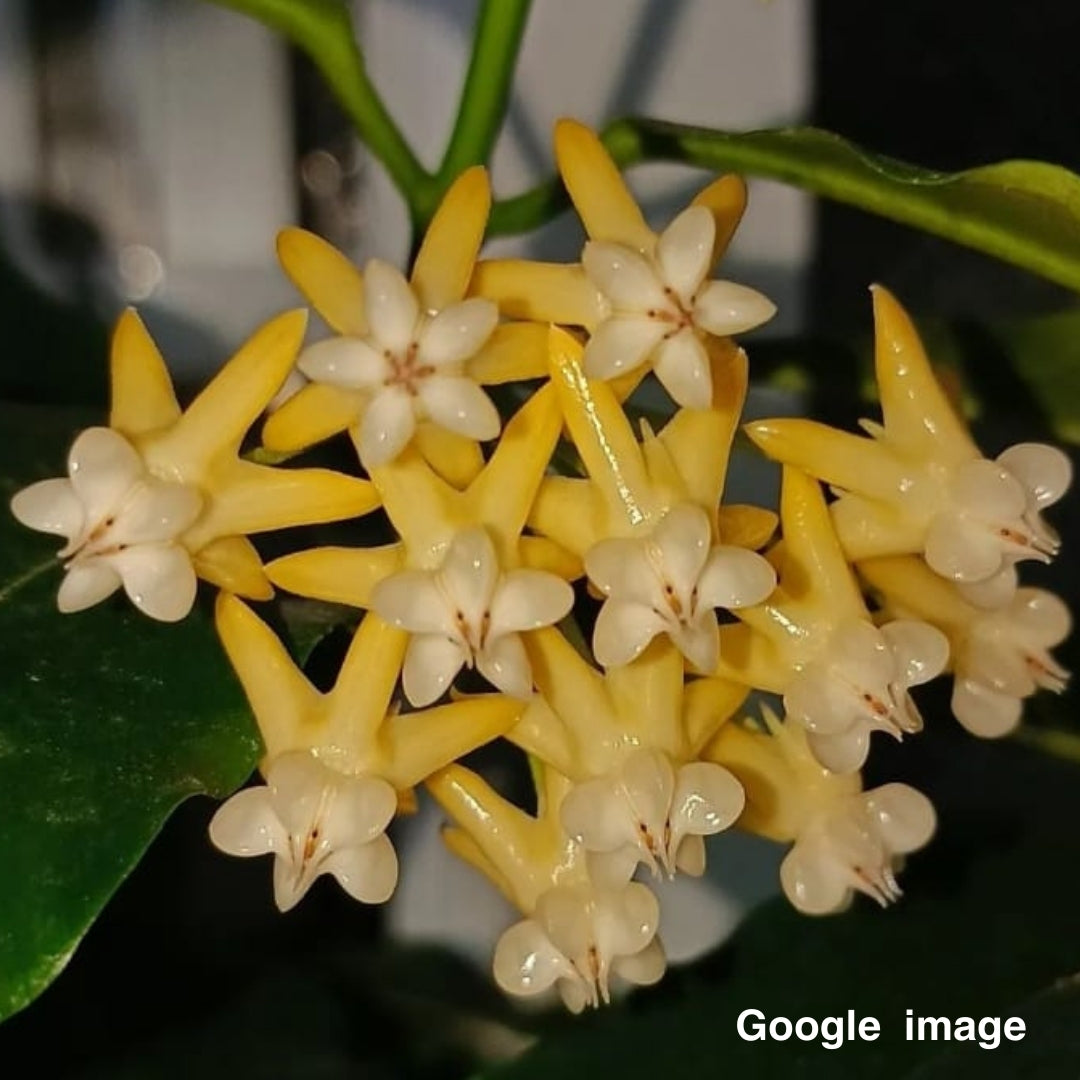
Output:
top-left (1, 0), bottom-right (1079, 1075)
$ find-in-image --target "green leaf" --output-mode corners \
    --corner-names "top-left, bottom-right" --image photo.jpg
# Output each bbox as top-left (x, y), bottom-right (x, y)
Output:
top-left (493, 120), bottom-right (1080, 294)
top-left (482, 736), bottom-right (1080, 1079)
top-left (0, 401), bottom-right (258, 1021)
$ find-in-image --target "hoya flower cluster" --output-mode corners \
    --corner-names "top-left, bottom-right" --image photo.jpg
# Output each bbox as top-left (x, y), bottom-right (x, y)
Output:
top-left (11, 120), bottom-right (1071, 1013)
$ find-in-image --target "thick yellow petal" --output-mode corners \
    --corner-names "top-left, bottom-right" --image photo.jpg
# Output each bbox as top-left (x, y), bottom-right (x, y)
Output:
top-left (507, 698), bottom-right (578, 778)
top-left (155, 311), bottom-right (307, 476)
top-left (554, 118), bottom-right (654, 251)
top-left (192, 536), bottom-right (272, 600)
top-left (426, 764), bottom-right (548, 910)
top-left (518, 535), bottom-right (583, 580)
top-left (872, 285), bottom-right (978, 467)
top-left (366, 443), bottom-right (458, 564)
top-left (715, 623), bottom-right (789, 694)
top-left (414, 422), bottom-right (484, 489)
top-left (214, 592), bottom-right (321, 764)
top-left (411, 166), bottom-right (490, 311)
top-left (682, 677), bottom-right (750, 757)
top-left (830, 492), bottom-right (927, 561)
top-left (744, 417), bottom-right (909, 504)
top-left (327, 612), bottom-right (408, 749)
top-left (657, 342), bottom-right (747, 508)
top-left (775, 467), bottom-right (866, 625)
top-left (717, 504), bottom-right (778, 550)
top-left (466, 322), bottom-right (550, 384)
top-left (468, 260), bottom-right (605, 329)
top-left (262, 382), bottom-right (364, 454)
top-left (381, 696), bottom-right (521, 789)
top-left (188, 458), bottom-right (377, 549)
top-left (527, 475), bottom-right (604, 558)
top-left (548, 329), bottom-right (655, 533)
top-left (266, 544), bottom-right (403, 608)
top-left (605, 639), bottom-right (686, 757)
top-left (109, 309), bottom-right (181, 438)
top-left (467, 383), bottom-right (562, 560)
top-left (523, 628), bottom-right (615, 757)
top-left (277, 227), bottom-right (366, 336)
top-left (857, 555), bottom-right (973, 635)
top-left (691, 174), bottom-right (748, 269)
top-left (441, 825), bottom-right (517, 903)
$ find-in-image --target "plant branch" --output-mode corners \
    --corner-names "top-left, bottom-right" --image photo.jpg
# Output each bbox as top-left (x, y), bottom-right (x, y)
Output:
top-left (436, 0), bottom-right (533, 188)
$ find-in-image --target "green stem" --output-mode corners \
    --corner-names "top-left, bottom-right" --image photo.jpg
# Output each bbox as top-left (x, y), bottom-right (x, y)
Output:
top-left (208, 1), bottom-right (432, 216)
top-left (435, 0), bottom-right (533, 188)
top-left (1015, 727), bottom-right (1080, 767)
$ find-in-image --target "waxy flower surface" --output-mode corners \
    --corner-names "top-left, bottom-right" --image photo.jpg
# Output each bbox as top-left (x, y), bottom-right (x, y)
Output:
top-left (429, 762), bottom-right (665, 1012)
top-left (472, 120), bottom-right (775, 408)
top-left (10, 310), bottom-right (376, 618)
top-left (371, 526), bottom-right (573, 705)
top-left (208, 593), bottom-right (521, 910)
top-left (861, 556), bottom-right (1072, 737)
top-left (746, 287), bottom-right (1072, 591)
top-left (512, 628), bottom-right (748, 880)
top-left (266, 167), bottom-right (547, 481)
top-left (717, 467), bottom-right (948, 772)
top-left (709, 715), bottom-right (936, 914)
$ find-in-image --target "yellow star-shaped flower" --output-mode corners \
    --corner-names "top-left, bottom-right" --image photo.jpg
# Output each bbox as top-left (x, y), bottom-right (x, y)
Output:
top-left (208, 592), bottom-right (521, 911)
top-left (745, 286), bottom-right (1071, 593)
top-left (471, 119), bottom-right (775, 408)
top-left (10, 309), bottom-right (377, 618)
top-left (263, 167), bottom-right (549, 486)
top-left (716, 467), bottom-right (948, 773)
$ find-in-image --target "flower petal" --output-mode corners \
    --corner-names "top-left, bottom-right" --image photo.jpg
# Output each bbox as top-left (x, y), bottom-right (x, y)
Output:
top-left (371, 570), bottom-right (455, 636)
top-left (784, 666), bottom-right (861, 737)
top-left (669, 614), bottom-right (720, 674)
top-left (110, 480), bottom-right (203, 546)
top-left (325, 833), bottom-right (399, 904)
top-left (364, 258), bottom-right (419, 353)
top-left (358, 386), bottom-right (417, 467)
top-left (925, 512), bottom-right (1004, 582)
top-left (561, 777), bottom-right (638, 854)
top-left (613, 938), bottom-right (667, 988)
top-left (402, 634), bottom-right (467, 707)
top-left (692, 280), bottom-right (776, 336)
top-left (68, 427), bottom-right (143, 524)
top-left (417, 298), bottom-right (499, 369)
top-left (670, 761), bottom-right (745, 846)
top-left (652, 330), bottom-right (712, 410)
top-left (582, 315), bottom-right (666, 381)
top-left (477, 632), bottom-right (534, 699)
top-left (208, 786), bottom-right (284, 857)
top-left (951, 678), bottom-right (1023, 738)
top-left (582, 242), bottom-right (667, 312)
top-left (806, 727), bottom-right (871, 774)
top-left (879, 619), bottom-right (950, 689)
top-left (656, 205), bottom-right (715, 303)
top-left (277, 227), bottom-right (366, 337)
top-left (592, 599), bottom-right (666, 668)
top-left (584, 538), bottom-right (661, 607)
top-left (112, 543), bottom-right (198, 622)
top-left (489, 570), bottom-right (574, 639)
top-left (780, 837), bottom-right (851, 915)
top-left (417, 375), bottom-right (501, 441)
top-left (493, 918), bottom-right (575, 999)
top-left (697, 545), bottom-right (777, 610)
top-left (297, 336), bottom-right (388, 390)
top-left (953, 457), bottom-right (1028, 521)
top-left (861, 783), bottom-right (936, 855)
top-left (324, 774), bottom-right (398, 847)
top-left (57, 560), bottom-right (121, 613)
top-left (651, 503), bottom-right (712, 586)
top-left (440, 527), bottom-right (499, 625)
top-left (1012, 587), bottom-right (1072, 646)
top-left (10, 479), bottom-right (83, 539)
top-left (997, 442), bottom-right (1073, 509)
top-left (673, 834), bottom-right (707, 877)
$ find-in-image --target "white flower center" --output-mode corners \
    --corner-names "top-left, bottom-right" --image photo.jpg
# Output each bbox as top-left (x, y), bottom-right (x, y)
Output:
top-left (370, 526), bottom-right (574, 706)
top-left (780, 783), bottom-right (936, 915)
top-left (208, 750), bottom-right (399, 912)
top-left (492, 881), bottom-right (664, 1012)
top-left (10, 426), bottom-right (202, 621)
top-left (784, 619), bottom-right (949, 773)
top-left (559, 748), bottom-right (745, 880)
top-left (585, 502), bottom-right (776, 671)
